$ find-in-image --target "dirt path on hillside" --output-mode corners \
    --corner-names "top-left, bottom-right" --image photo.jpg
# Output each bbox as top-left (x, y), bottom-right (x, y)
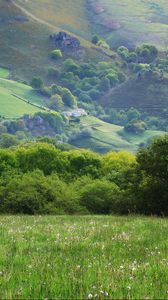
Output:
top-left (12, 0), bottom-right (92, 47)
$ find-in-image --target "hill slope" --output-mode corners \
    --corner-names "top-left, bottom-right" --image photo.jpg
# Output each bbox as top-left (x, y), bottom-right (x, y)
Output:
top-left (87, 0), bottom-right (168, 49)
top-left (72, 116), bottom-right (165, 153)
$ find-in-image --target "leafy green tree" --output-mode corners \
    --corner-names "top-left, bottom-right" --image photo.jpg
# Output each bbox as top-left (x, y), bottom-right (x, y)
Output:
top-left (134, 135), bottom-right (168, 215)
top-left (48, 67), bottom-right (60, 78)
top-left (67, 149), bottom-right (102, 178)
top-left (15, 143), bottom-right (69, 175)
top-left (92, 35), bottom-right (99, 45)
top-left (102, 151), bottom-right (136, 186)
top-left (63, 59), bottom-right (79, 72)
top-left (61, 88), bottom-right (77, 108)
top-left (30, 77), bottom-right (43, 90)
top-left (0, 134), bottom-right (19, 148)
top-left (127, 107), bottom-right (141, 122)
top-left (80, 180), bottom-right (120, 214)
top-left (49, 94), bottom-right (64, 111)
top-left (124, 121), bottom-right (147, 134)
top-left (136, 44), bottom-right (158, 63)
top-left (99, 77), bottom-right (111, 92)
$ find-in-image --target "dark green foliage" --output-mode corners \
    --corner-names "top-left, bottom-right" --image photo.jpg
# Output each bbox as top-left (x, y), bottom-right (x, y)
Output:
top-left (0, 171), bottom-right (84, 214)
top-left (124, 121), bottom-right (147, 134)
top-left (133, 135), bottom-right (168, 215)
top-left (0, 133), bottom-right (19, 148)
top-left (136, 44), bottom-right (158, 63)
top-left (91, 35), bottom-right (99, 45)
top-left (30, 77), bottom-right (43, 90)
top-left (0, 135), bottom-right (167, 215)
top-left (80, 180), bottom-right (120, 214)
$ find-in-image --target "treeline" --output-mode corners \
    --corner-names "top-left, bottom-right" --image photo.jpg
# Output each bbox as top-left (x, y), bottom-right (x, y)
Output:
top-left (0, 135), bottom-right (167, 215)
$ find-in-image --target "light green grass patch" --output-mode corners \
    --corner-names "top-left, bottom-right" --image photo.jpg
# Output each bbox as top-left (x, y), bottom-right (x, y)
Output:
top-left (0, 215), bottom-right (167, 299)
top-left (0, 86), bottom-right (42, 118)
top-left (0, 68), bottom-right (9, 79)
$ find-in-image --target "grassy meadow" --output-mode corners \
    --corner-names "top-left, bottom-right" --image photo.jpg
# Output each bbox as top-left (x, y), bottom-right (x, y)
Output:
top-left (0, 215), bottom-right (167, 299)
top-left (0, 77), bottom-right (47, 118)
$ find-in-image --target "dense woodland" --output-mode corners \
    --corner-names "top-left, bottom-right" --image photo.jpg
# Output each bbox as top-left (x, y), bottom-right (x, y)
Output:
top-left (0, 135), bottom-right (167, 216)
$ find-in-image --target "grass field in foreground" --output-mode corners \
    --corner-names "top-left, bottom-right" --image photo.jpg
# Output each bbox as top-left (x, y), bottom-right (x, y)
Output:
top-left (0, 215), bottom-right (168, 299)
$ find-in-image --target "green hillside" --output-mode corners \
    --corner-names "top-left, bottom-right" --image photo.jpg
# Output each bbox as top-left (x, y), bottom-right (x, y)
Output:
top-left (0, 68), bottom-right (46, 118)
top-left (102, 77), bottom-right (168, 116)
top-left (72, 116), bottom-right (164, 153)
top-left (88, 0), bottom-right (168, 49)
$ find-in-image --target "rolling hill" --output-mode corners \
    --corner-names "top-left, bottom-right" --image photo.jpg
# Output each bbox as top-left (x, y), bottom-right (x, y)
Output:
top-left (72, 116), bottom-right (165, 153)
top-left (87, 0), bottom-right (168, 49)
top-left (0, 0), bottom-right (167, 152)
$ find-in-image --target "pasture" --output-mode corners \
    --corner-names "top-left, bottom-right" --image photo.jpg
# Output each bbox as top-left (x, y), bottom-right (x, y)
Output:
top-left (0, 72), bottom-right (47, 118)
top-left (73, 116), bottom-right (164, 153)
top-left (0, 215), bottom-right (167, 299)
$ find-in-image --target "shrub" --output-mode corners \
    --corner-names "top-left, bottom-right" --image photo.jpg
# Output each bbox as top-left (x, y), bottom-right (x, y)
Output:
top-left (49, 94), bottom-right (64, 111)
top-left (51, 49), bottom-right (63, 59)
top-left (80, 180), bottom-right (120, 214)
top-left (30, 77), bottom-right (43, 90)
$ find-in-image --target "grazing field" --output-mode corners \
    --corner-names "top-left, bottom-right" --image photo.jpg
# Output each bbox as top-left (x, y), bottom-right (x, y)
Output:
top-left (0, 215), bottom-right (167, 299)
top-left (0, 76), bottom-right (48, 118)
top-left (73, 116), bottom-right (165, 153)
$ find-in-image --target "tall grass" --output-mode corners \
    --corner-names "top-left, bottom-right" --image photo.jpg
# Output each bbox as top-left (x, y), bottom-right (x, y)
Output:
top-left (0, 215), bottom-right (167, 299)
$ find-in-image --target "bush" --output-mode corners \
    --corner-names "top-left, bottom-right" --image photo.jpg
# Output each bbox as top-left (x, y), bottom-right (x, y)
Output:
top-left (30, 77), bottom-right (43, 90)
top-left (80, 180), bottom-right (120, 214)
top-left (0, 171), bottom-right (84, 215)
top-left (51, 49), bottom-right (63, 59)
top-left (49, 94), bottom-right (64, 111)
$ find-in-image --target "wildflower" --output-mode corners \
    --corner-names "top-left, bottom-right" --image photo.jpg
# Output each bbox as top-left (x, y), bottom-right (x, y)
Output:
top-left (0, 271), bottom-right (3, 276)
top-left (88, 293), bottom-right (93, 299)
top-left (127, 285), bottom-right (131, 290)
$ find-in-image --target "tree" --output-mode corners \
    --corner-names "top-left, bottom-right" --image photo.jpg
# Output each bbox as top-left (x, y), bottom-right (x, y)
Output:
top-left (63, 59), bottom-right (79, 72)
top-left (0, 134), bottom-right (19, 148)
top-left (127, 107), bottom-right (141, 122)
top-left (99, 77), bottom-right (111, 92)
top-left (92, 35), bottom-right (99, 45)
top-left (102, 151), bottom-right (136, 186)
top-left (134, 135), bottom-right (168, 215)
top-left (61, 88), bottom-right (77, 108)
top-left (80, 180), bottom-right (120, 214)
top-left (49, 94), bottom-right (64, 111)
top-left (136, 44), bottom-right (158, 63)
top-left (48, 67), bottom-right (60, 78)
top-left (30, 77), bottom-right (43, 90)
top-left (124, 121), bottom-right (147, 134)
top-left (51, 49), bottom-right (63, 59)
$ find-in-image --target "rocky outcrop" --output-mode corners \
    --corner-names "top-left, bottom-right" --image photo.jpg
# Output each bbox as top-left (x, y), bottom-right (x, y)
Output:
top-left (50, 31), bottom-right (81, 52)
